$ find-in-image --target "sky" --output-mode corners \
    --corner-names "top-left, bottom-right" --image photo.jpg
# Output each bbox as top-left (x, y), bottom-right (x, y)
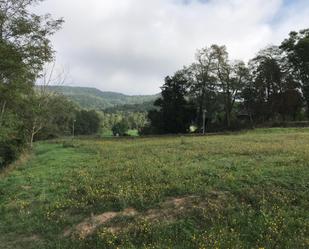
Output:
top-left (35, 0), bottom-right (309, 95)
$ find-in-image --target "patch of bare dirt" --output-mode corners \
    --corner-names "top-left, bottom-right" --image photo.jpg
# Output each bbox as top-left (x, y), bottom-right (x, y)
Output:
top-left (21, 185), bottom-right (32, 190)
top-left (65, 193), bottom-right (229, 238)
top-left (21, 234), bottom-right (41, 242)
top-left (144, 196), bottom-right (200, 221)
top-left (64, 208), bottom-right (138, 238)
top-left (27, 235), bottom-right (40, 241)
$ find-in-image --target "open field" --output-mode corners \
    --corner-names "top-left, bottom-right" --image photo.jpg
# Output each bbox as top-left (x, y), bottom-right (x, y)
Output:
top-left (0, 128), bottom-right (309, 249)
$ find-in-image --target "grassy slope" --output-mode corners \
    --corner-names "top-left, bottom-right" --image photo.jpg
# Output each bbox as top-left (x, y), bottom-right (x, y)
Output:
top-left (0, 128), bottom-right (308, 249)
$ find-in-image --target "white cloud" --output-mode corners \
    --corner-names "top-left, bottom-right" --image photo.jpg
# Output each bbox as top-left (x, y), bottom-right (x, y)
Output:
top-left (35, 0), bottom-right (309, 94)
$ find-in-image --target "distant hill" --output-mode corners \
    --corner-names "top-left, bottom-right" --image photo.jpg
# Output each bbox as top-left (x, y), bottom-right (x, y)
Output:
top-left (104, 100), bottom-right (157, 113)
top-left (44, 86), bottom-right (159, 111)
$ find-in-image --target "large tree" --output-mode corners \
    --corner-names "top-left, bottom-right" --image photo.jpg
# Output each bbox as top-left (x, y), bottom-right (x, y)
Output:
top-left (280, 29), bottom-right (309, 116)
top-left (75, 110), bottom-right (101, 136)
top-left (148, 71), bottom-right (195, 134)
top-left (0, 0), bottom-right (63, 166)
top-left (245, 46), bottom-right (303, 122)
top-left (186, 47), bottom-right (218, 128)
top-left (0, 0), bottom-right (63, 120)
top-left (211, 45), bottom-right (248, 128)
top-left (245, 46), bottom-right (284, 121)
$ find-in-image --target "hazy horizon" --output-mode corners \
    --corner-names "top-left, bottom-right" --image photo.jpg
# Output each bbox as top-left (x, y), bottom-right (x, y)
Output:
top-left (41, 84), bottom-right (160, 96)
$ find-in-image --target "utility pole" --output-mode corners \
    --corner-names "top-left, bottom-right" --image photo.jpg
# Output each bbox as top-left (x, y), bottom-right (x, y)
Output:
top-left (202, 109), bottom-right (207, 135)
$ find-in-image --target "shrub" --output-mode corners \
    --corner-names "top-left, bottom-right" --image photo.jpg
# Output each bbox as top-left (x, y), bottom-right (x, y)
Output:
top-left (112, 121), bottom-right (129, 136)
top-left (0, 114), bottom-right (26, 169)
top-left (75, 110), bottom-right (101, 135)
top-left (0, 138), bottom-right (24, 169)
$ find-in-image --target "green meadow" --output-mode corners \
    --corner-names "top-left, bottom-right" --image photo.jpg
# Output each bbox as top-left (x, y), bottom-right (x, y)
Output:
top-left (0, 128), bottom-right (308, 249)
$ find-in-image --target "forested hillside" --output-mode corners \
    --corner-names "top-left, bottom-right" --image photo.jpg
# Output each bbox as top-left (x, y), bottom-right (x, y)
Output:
top-left (45, 86), bottom-right (159, 110)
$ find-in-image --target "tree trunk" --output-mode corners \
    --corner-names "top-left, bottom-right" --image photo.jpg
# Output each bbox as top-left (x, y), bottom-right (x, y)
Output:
top-left (0, 101), bottom-right (7, 125)
top-left (226, 109), bottom-right (231, 128)
top-left (30, 122), bottom-right (42, 148)
top-left (198, 89), bottom-right (206, 129)
top-left (225, 94), bottom-right (232, 128)
top-left (30, 131), bottom-right (35, 148)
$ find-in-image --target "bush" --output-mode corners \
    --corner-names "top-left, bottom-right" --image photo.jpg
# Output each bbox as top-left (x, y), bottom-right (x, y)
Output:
top-left (75, 110), bottom-right (101, 135)
top-left (0, 114), bottom-right (26, 169)
top-left (0, 138), bottom-right (24, 169)
top-left (112, 121), bottom-right (129, 136)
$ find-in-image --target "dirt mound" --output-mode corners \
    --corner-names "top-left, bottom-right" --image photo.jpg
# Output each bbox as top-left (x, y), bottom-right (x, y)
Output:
top-left (64, 208), bottom-right (137, 238)
top-left (64, 193), bottom-right (228, 238)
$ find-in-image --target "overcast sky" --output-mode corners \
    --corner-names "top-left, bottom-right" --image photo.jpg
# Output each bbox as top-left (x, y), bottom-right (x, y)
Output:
top-left (36, 0), bottom-right (309, 95)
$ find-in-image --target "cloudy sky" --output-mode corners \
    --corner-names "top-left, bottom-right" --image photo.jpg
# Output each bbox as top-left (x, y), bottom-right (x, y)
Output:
top-left (36, 0), bottom-right (309, 95)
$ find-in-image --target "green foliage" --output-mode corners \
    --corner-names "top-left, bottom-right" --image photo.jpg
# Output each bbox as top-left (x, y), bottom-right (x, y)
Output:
top-left (100, 111), bottom-right (148, 131)
top-left (242, 45), bottom-right (303, 122)
top-left (105, 100), bottom-right (156, 113)
top-left (0, 0), bottom-right (63, 79)
top-left (0, 110), bottom-right (26, 168)
top-left (0, 128), bottom-right (308, 248)
top-left (0, 99), bottom-right (27, 167)
top-left (148, 72), bottom-right (196, 134)
top-left (111, 121), bottom-right (129, 136)
top-left (126, 129), bottom-right (139, 136)
top-left (281, 29), bottom-right (309, 116)
top-left (45, 86), bottom-right (159, 110)
top-left (75, 110), bottom-right (101, 135)
top-left (146, 30), bottom-right (309, 134)
top-left (37, 95), bottom-right (77, 139)
top-left (0, 136), bottom-right (24, 169)
top-left (0, 0), bottom-right (63, 166)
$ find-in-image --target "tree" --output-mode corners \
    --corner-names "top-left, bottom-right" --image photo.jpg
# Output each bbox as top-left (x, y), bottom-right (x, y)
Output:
top-left (270, 89), bottom-right (303, 120)
top-left (112, 121), bottom-right (129, 136)
top-left (0, 0), bottom-right (63, 128)
top-left (186, 47), bottom-right (218, 128)
top-left (75, 110), bottom-right (101, 135)
top-left (21, 61), bottom-right (71, 147)
top-left (0, 111), bottom-right (25, 168)
top-left (32, 94), bottom-right (77, 140)
top-left (0, 0), bottom-right (63, 65)
top-left (143, 32), bottom-right (308, 133)
top-left (0, 0), bottom-right (63, 123)
top-left (22, 92), bottom-right (48, 147)
top-left (280, 29), bottom-right (309, 116)
top-left (211, 45), bottom-right (247, 127)
top-left (148, 71), bottom-right (195, 134)
top-left (0, 0), bottom-right (63, 166)
top-left (245, 45), bottom-right (303, 122)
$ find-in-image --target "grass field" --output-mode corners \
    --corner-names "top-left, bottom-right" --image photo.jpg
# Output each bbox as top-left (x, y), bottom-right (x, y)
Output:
top-left (0, 128), bottom-right (308, 248)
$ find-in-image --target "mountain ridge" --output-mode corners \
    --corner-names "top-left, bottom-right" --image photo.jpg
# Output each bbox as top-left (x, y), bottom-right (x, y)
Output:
top-left (44, 85), bottom-right (159, 110)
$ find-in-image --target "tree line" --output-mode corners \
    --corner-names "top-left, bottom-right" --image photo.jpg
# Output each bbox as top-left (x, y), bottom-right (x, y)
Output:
top-left (100, 111), bottom-right (148, 136)
top-left (144, 30), bottom-right (309, 134)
